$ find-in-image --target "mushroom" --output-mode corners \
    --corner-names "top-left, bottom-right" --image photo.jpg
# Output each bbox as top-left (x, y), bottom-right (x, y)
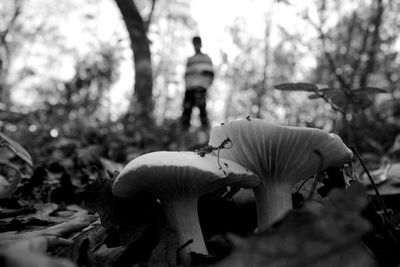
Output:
top-left (209, 118), bottom-right (352, 231)
top-left (112, 151), bottom-right (259, 265)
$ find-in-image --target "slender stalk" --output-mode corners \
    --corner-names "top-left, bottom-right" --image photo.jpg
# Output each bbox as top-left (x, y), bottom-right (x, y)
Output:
top-left (351, 147), bottom-right (391, 223)
top-left (163, 197), bottom-right (208, 266)
top-left (253, 182), bottom-right (292, 232)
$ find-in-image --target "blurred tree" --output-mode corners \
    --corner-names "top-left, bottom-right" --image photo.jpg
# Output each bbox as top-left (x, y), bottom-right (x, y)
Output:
top-left (0, 0), bottom-right (22, 106)
top-left (219, 9), bottom-right (326, 126)
top-left (114, 0), bottom-right (156, 127)
top-left (0, 1), bottom-right (75, 112)
top-left (307, 0), bottom-right (385, 90)
top-left (302, 0), bottom-right (400, 146)
top-left (252, 0), bottom-right (276, 119)
top-left (150, 0), bottom-right (195, 123)
top-left (29, 43), bottom-right (121, 136)
top-left (220, 18), bottom-right (264, 121)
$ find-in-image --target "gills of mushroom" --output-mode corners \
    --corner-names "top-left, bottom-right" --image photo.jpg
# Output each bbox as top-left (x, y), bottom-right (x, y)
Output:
top-left (112, 151), bottom-right (259, 266)
top-left (209, 118), bottom-right (352, 231)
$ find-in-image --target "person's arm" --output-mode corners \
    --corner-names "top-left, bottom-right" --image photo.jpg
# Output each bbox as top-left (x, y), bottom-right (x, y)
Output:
top-left (184, 58), bottom-right (191, 79)
top-left (202, 55), bottom-right (214, 80)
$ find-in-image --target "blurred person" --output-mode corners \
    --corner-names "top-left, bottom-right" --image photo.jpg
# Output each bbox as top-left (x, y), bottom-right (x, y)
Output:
top-left (181, 36), bottom-right (214, 130)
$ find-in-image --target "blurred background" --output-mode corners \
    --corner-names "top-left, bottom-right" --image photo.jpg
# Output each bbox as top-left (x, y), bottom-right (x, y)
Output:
top-left (1, 0), bottom-right (399, 155)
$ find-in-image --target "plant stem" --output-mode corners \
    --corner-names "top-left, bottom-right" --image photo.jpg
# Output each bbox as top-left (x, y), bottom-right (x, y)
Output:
top-left (163, 197), bottom-right (208, 266)
top-left (253, 181), bottom-right (292, 232)
top-left (351, 147), bottom-right (391, 223)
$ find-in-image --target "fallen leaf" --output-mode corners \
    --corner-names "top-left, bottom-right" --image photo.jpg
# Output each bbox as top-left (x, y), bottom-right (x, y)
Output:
top-left (0, 132), bottom-right (33, 167)
top-left (0, 211), bottom-right (98, 246)
top-left (216, 185), bottom-right (377, 267)
top-left (0, 161), bottom-right (22, 199)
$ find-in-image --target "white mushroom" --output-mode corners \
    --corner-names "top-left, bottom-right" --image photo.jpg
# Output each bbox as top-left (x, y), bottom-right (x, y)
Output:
top-left (112, 151), bottom-right (259, 265)
top-left (209, 118), bottom-right (352, 231)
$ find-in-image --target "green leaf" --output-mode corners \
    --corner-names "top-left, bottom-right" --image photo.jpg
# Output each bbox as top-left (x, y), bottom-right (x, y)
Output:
top-left (308, 88), bottom-right (345, 100)
top-left (274, 83), bottom-right (318, 92)
top-left (352, 87), bottom-right (387, 94)
top-left (330, 94), bottom-right (348, 107)
top-left (308, 94), bottom-right (321, 100)
top-left (319, 88), bottom-right (347, 98)
top-left (350, 94), bottom-right (373, 109)
top-left (0, 132), bottom-right (33, 167)
top-left (319, 87), bottom-right (338, 92)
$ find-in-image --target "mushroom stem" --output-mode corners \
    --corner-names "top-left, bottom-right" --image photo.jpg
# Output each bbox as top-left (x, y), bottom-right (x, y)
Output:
top-left (253, 182), bottom-right (293, 232)
top-left (163, 197), bottom-right (208, 266)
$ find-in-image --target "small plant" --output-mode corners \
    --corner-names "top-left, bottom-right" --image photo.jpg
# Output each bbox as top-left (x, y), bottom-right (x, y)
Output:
top-left (274, 83), bottom-right (387, 144)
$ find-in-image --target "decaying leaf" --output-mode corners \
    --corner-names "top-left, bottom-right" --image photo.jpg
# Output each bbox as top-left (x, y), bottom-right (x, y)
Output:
top-left (0, 161), bottom-right (22, 199)
top-left (0, 211), bottom-right (98, 246)
top-left (99, 157), bottom-right (124, 173)
top-left (82, 169), bottom-right (160, 246)
top-left (216, 185), bottom-right (377, 267)
top-left (0, 234), bottom-right (76, 267)
top-left (0, 247), bottom-right (76, 267)
top-left (76, 144), bottom-right (104, 166)
top-left (0, 132), bottom-right (33, 167)
top-left (6, 235), bottom-right (73, 253)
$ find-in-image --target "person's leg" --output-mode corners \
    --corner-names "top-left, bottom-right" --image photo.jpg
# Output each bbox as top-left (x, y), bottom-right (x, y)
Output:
top-left (197, 89), bottom-right (209, 128)
top-left (181, 90), bottom-right (195, 130)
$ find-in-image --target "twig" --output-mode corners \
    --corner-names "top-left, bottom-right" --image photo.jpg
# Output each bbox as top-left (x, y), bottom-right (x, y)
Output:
top-left (145, 0), bottom-right (156, 32)
top-left (176, 239), bottom-right (193, 265)
top-left (295, 176), bottom-right (314, 194)
top-left (312, 88), bottom-right (345, 115)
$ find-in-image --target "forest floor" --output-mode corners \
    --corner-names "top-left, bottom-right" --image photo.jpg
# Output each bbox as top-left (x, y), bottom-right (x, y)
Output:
top-left (0, 122), bottom-right (400, 267)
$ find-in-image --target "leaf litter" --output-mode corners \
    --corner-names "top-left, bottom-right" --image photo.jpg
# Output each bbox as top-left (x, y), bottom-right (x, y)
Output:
top-left (216, 184), bottom-right (377, 267)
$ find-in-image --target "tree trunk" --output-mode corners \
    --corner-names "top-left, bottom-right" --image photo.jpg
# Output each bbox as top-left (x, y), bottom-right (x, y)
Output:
top-left (114, 0), bottom-right (154, 125)
top-left (0, 0), bottom-right (22, 107)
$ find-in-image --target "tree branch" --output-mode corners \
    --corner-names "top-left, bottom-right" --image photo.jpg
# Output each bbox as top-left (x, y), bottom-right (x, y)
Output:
top-left (145, 0), bottom-right (156, 33)
top-left (359, 0), bottom-right (384, 87)
top-left (114, 0), bottom-right (154, 122)
top-left (304, 12), bottom-right (351, 90)
top-left (0, 0), bottom-right (22, 45)
top-left (344, 12), bottom-right (357, 60)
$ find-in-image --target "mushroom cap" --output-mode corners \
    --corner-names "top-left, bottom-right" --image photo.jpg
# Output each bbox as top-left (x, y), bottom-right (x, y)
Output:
top-left (112, 151), bottom-right (259, 200)
top-left (209, 118), bottom-right (352, 186)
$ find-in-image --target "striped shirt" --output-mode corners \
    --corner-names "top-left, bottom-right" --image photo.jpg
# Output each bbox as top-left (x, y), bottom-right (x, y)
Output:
top-left (185, 53), bottom-right (214, 90)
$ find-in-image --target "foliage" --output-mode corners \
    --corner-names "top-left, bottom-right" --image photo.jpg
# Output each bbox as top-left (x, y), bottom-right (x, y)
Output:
top-left (274, 82), bottom-right (392, 147)
top-left (274, 83), bottom-right (386, 113)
